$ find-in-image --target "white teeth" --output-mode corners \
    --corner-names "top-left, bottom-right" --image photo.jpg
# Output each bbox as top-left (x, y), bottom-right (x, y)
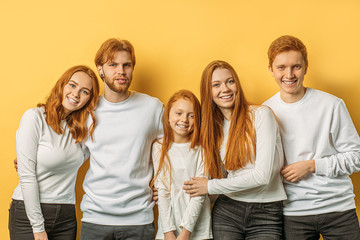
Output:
top-left (282, 80), bottom-right (296, 85)
top-left (220, 95), bottom-right (232, 99)
top-left (176, 124), bottom-right (188, 129)
top-left (67, 97), bottom-right (78, 104)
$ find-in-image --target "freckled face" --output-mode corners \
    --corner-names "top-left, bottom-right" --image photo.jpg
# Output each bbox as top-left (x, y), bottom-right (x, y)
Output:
top-left (62, 71), bottom-right (93, 115)
top-left (169, 99), bottom-right (195, 143)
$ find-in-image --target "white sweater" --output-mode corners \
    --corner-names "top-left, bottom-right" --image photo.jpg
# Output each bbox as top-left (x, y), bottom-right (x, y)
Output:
top-left (263, 88), bottom-right (360, 216)
top-left (208, 106), bottom-right (287, 203)
top-left (81, 92), bottom-right (163, 225)
top-left (153, 141), bottom-right (212, 240)
top-left (12, 107), bottom-right (86, 233)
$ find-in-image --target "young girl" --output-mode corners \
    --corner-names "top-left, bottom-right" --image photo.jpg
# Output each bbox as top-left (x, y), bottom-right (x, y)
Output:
top-left (9, 65), bottom-right (99, 240)
top-left (152, 90), bottom-right (212, 240)
top-left (184, 60), bottom-right (287, 239)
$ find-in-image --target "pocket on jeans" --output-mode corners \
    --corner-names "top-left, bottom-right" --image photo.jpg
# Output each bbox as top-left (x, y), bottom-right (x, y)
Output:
top-left (218, 195), bottom-right (232, 203)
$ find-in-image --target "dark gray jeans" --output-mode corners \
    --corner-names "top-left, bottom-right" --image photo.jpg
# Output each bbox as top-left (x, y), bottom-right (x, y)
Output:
top-left (212, 195), bottom-right (283, 240)
top-left (283, 208), bottom-right (360, 240)
top-left (80, 221), bottom-right (155, 240)
top-left (8, 199), bottom-right (77, 240)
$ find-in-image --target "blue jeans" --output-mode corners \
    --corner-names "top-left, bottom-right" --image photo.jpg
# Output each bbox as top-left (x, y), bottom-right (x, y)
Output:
top-left (80, 221), bottom-right (155, 240)
top-left (283, 208), bottom-right (360, 240)
top-left (212, 195), bottom-right (283, 240)
top-left (8, 199), bottom-right (77, 240)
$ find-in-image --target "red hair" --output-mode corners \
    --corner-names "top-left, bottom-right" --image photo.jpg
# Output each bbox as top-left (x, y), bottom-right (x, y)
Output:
top-left (200, 60), bottom-right (256, 179)
top-left (95, 38), bottom-right (136, 70)
top-left (152, 90), bottom-right (201, 187)
top-left (38, 65), bottom-right (100, 143)
top-left (268, 35), bottom-right (308, 69)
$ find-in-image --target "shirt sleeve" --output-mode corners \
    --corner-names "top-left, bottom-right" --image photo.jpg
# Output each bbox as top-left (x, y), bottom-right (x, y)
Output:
top-left (152, 142), bottom-right (176, 233)
top-left (179, 150), bottom-right (207, 232)
top-left (208, 107), bottom-right (280, 194)
top-left (16, 109), bottom-right (45, 233)
top-left (315, 100), bottom-right (360, 177)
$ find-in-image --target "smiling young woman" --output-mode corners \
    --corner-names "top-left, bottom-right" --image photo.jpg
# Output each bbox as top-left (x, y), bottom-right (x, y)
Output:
top-left (9, 65), bottom-right (99, 240)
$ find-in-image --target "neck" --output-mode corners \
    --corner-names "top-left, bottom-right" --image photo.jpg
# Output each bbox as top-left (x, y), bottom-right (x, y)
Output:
top-left (173, 136), bottom-right (191, 144)
top-left (280, 87), bottom-right (307, 103)
top-left (104, 87), bottom-right (130, 103)
top-left (221, 108), bottom-right (232, 121)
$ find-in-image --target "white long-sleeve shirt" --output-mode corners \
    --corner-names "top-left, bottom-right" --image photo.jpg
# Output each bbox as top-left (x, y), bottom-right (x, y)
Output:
top-left (152, 141), bottom-right (212, 240)
top-left (208, 106), bottom-right (287, 203)
top-left (263, 88), bottom-right (360, 216)
top-left (81, 92), bottom-right (163, 225)
top-left (12, 107), bottom-right (87, 233)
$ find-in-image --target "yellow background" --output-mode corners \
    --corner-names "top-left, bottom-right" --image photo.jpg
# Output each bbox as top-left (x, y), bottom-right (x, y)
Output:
top-left (1, 0), bottom-right (360, 239)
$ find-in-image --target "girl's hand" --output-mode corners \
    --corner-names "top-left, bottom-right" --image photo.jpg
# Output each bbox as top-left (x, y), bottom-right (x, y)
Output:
top-left (164, 231), bottom-right (177, 240)
top-left (183, 177), bottom-right (208, 197)
top-left (177, 228), bottom-right (191, 240)
top-left (34, 231), bottom-right (48, 240)
top-left (152, 187), bottom-right (158, 204)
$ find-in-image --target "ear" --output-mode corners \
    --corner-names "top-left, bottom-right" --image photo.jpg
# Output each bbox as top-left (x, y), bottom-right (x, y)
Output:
top-left (97, 65), bottom-right (103, 76)
top-left (304, 65), bottom-right (308, 75)
top-left (268, 65), bottom-right (275, 77)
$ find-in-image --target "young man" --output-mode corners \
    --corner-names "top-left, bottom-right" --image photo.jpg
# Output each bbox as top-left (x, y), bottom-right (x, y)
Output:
top-left (80, 39), bottom-right (163, 239)
top-left (263, 35), bottom-right (360, 239)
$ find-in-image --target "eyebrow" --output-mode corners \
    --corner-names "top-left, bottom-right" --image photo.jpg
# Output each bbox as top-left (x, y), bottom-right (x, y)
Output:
top-left (211, 77), bottom-right (233, 82)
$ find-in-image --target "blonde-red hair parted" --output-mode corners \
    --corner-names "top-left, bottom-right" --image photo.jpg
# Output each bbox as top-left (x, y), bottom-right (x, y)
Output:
top-left (268, 35), bottom-right (308, 69)
top-left (95, 38), bottom-right (136, 69)
top-left (200, 60), bottom-right (256, 179)
top-left (152, 89), bottom-right (201, 187)
top-left (38, 65), bottom-right (100, 143)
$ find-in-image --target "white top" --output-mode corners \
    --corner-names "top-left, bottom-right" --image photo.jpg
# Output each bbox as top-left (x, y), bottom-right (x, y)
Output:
top-left (263, 88), bottom-right (360, 216)
top-left (152, 141), bottom-right (212, 240)
top-left (208, 106), bottom-right (287, 203)
top-left (12, 107), bottom-right (87, 233)
top-left (81, 92), bottom-right (163, 225)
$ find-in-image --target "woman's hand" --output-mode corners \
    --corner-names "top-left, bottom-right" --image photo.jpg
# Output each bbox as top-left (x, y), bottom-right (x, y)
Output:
top-left (177, 228), bottom-right (191, 240)
top-left (164, 231), bottom-right (177, 240)
top-left (34, 231), bottom-right (48, 240)
top-left (183, 177), bottom-right (208, 197)
top-left (152, 187), bottom-right (158, 204)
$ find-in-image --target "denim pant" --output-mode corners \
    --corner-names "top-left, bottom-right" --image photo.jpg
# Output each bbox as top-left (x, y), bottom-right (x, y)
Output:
top-left (80, 221), bottom-right (155, 240)
top-left (8, 199), bottom-right (77, 240)
top-left (212, 195), bottom-right (283, 240)
top-left (283, 208), bottom-right (360, 240)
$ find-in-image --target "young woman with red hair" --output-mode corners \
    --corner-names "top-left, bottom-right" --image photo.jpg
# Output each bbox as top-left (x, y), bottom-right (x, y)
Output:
top-left (152, 90), bottom-right (212, 240)
top-left (184, 60), bottom-right (287, 239)
top-left (9, 65), bottom-right (99, 240)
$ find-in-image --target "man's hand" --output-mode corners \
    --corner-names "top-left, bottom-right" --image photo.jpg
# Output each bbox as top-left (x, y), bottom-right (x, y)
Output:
top-left (183, 177), bottom-right (208, 197)
top-left (281, 160), bottom-right (315, 183)
top-left (14, 158), bottom-right (18, 172)
top-left (152, 187), bottom-right (158, 204)
top-left (34, 231), bottom-right (48, 240)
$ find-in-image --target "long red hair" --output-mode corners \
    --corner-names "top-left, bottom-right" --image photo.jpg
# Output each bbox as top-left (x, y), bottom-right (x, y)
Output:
top-left (152, 90), bottom-right (201, 187)
top-left (38, 65), bottom-right (100, 143)
top-left (200, 60), bottom-right (256, 179)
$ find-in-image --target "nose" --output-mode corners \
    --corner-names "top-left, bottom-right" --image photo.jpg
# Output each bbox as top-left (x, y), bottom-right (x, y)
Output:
top-left (181, 114), bottom-right (189, 123)
top-left (72, 89), bottom-right (80, 98)
top-left (117, 65), bottom-right (125, 75)
top-left (285, 68), bottom-right (294, 79)
top-left (220, 83), bottom-right (230, 92)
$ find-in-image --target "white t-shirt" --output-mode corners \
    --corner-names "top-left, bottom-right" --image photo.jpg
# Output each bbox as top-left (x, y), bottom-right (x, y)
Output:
top-left (153, 141), bottom-right (212, 240)
top-left (81, 92), bottom-right (163, 225)
top-left (264, 88), bottom-right (360, 215)
top-left (12, 107), bottom-right (87, 232)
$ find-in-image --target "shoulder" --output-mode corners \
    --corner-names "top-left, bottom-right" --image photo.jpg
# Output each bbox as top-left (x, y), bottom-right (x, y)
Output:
top-left (310, 88), bottom-right (342, 104)
top-left (20, 107), bottom-right (45, 123)
top-left (250, 105), bottom-right (274, 118)
top-left (132, 92), bottom-right (163, 107)
top-left (262, 92), bottom-right (280, 107)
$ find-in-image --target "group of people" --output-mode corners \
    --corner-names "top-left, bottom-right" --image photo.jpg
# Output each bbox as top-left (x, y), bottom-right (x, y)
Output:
top-left (8, 35), bottom-right (360, 240)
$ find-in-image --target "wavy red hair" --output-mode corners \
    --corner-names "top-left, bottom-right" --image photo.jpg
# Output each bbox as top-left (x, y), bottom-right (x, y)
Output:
top-left (200, 60), bottom-right (256, 179)
top-left (38, 65), bottom-right (100, 143)
top-left (152, 89), bottom-right (201, 187)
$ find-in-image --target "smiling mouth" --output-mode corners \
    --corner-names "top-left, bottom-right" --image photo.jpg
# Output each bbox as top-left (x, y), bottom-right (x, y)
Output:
top-left (67, 97), bottom-right (79, 104)
top-left (282, 80), bottom-right (297, 85)
top-left (115, 78), bottom-right (127, 84)
top-left (176, 124), bottom-right (189, 129)
top-left (219, 94), bottom-right (233, 100)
